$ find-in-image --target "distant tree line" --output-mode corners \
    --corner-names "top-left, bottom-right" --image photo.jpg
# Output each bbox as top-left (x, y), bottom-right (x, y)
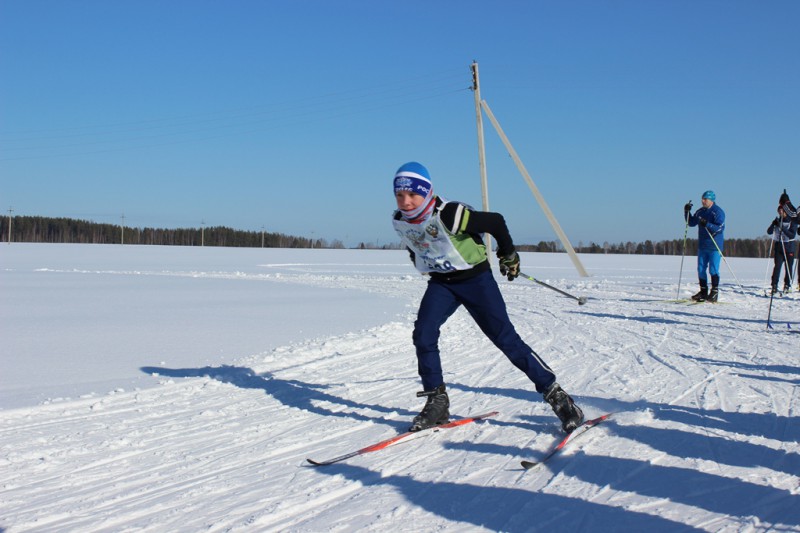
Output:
top-left (0, 216), bottom-right (773, 256)
top-left (518, 237), bottom-right (774, 258)
top-left (0, 216), bottom-right (346, 249)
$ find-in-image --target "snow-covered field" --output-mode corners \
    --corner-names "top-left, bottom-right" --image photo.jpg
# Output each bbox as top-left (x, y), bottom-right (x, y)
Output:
top-left (1, 244), bottom-right (798, 532)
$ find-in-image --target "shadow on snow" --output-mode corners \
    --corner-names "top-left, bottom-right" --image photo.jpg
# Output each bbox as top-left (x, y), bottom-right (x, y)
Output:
top-left (140, 364), bottom-right (414, 432)
top-left (310, 462), bottom-right (704, 532)
top-left (140, 365), bottom-right (800, 530)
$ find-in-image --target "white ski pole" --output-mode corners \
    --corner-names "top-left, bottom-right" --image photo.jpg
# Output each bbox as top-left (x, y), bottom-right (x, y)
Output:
top-left (762, 238), bottom-right (774, 295)
top-left (705, 227), bottom-right (745, 292)
top-left (779, 239), bottom-right (795, 292)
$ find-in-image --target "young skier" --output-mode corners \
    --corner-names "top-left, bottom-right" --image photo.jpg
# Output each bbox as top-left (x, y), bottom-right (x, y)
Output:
top-left (684, 190), bottom-right (725, 302)
top-left (767, 204), bottom-right (798, 294)
top-left (391, 161), bottom-right (584, 433)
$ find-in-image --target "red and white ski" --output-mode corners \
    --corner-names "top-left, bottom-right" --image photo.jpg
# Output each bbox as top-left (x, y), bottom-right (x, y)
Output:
top-left (306, 411), bottom-right (499, 466)
top-left (521, 413), bottom-right (612, 470)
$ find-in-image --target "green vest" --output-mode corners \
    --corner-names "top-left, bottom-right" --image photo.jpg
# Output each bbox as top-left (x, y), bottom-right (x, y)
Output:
top-left (393, 202), bottom-right (487, 274)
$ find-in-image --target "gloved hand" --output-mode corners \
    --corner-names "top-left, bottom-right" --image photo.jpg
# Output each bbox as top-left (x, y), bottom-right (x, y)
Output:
top-left (498, 251), bottom-right (520, 281)
top-left (683, 202), bottom-right (693, 213)
top-left (698, 217), bottom-right (707, 227)
top-left (773, 217), bottom-right (781, 227)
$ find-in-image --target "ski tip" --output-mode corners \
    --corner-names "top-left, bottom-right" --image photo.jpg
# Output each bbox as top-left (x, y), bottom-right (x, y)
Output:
top-left (582, 412), bottom-right (613, 426)
top-left (521, 460), bottom-right (539, 470)
top-left (578, 296), bottom-right (588, 305)
top-left (441, 410), bottom-right (500, 428)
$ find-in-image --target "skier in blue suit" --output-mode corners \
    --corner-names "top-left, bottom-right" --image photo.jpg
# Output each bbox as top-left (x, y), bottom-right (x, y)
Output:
top-left (684, 190), bottom-right (725, 303)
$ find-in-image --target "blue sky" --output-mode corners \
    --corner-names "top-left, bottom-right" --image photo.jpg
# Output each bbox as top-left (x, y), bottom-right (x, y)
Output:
top-left (1, 1), bottom-right (798, 248)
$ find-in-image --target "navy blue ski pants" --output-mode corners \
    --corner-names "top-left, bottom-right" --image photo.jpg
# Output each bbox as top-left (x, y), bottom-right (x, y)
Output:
top-left (772, 240), bottom-right (796, 289)
top-left (413, 270), bottom-right (556, 393)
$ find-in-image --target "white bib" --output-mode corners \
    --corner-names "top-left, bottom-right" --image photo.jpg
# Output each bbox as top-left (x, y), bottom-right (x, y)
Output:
top-left (393, 214), bottom-right (475, 274)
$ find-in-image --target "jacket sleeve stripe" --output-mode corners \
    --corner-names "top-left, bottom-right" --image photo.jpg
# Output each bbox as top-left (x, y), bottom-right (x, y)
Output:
top-left (450, 203), bottom-right (466, 234)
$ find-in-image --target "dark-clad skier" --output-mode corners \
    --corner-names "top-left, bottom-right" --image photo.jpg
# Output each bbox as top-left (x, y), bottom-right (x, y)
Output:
top-left (767, 203), bottom-right (798, 294)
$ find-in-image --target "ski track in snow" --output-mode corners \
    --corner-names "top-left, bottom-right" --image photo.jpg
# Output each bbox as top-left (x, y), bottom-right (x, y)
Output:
top-left (2, 246), bottom-right (800, 532)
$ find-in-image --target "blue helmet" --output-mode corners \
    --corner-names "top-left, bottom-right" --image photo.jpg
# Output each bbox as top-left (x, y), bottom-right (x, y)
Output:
top-left (702, 190), bottom-right (716, 201)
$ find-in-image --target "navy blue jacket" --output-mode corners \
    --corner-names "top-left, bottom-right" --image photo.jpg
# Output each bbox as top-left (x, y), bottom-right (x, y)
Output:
top-left (767, 216), bottom-right (798, 243)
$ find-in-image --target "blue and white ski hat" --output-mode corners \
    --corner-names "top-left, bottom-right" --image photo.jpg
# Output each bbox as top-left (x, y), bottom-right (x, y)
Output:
top-left (394, 162), bottom-right (436, 223)
top-left (702, 190), bottom-right (716, 201)
top-left (394, 162), bottom-right (432, 198)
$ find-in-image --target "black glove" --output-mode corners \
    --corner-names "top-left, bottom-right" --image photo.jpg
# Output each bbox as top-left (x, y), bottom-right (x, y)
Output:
top-left (698, 217), bottom-right (707, 227)
top-left (773, 217), bottom-right (781, 227)
top-left (683, 202), bottom-right (693, 213)
top-left (498, 251), bottom-right (520, 281)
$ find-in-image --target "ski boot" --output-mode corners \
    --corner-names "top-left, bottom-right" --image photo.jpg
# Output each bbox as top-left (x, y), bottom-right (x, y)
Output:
top-left (708, 288), bottom-right (719, 303)
top-left (544, 382), bottom-right (584, 433)
top-left (409, 384), bottom-right (449, 432)
top-left (691, 287), bottom-right (708, 302)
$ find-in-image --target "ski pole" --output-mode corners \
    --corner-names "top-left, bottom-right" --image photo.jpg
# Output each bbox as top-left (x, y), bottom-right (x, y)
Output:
top-left (677, 204), bottom-right (691, 300)
top-left (520, 272), bottom-right (588, 305)
top-left (772, 214), bottom-right (796, 291)
top-left (766, 286), bottom-right (776, 330)
top-left (780, 239), bottom-right (795, 291)
top-left (794, 240), bottom-right (800, 290)
top-left (705, 227), bottom-right (745, 292)
top-left (762, 239), bottom-right (774, 296)
top-left (794, 233), bottom-right (800, 291)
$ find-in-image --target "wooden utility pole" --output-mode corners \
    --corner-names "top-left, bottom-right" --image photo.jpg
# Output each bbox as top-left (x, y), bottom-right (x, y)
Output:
top-left (121, 213), bottom-right (126, 245)
top-left (7, 207), bottom-right (13, 244)
top-left (471, 62), bottom-right (492, 255)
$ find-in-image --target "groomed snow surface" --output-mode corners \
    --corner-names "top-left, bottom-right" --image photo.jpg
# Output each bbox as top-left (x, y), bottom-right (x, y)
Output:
top-left (1, 244), bottom-right (798, 532)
